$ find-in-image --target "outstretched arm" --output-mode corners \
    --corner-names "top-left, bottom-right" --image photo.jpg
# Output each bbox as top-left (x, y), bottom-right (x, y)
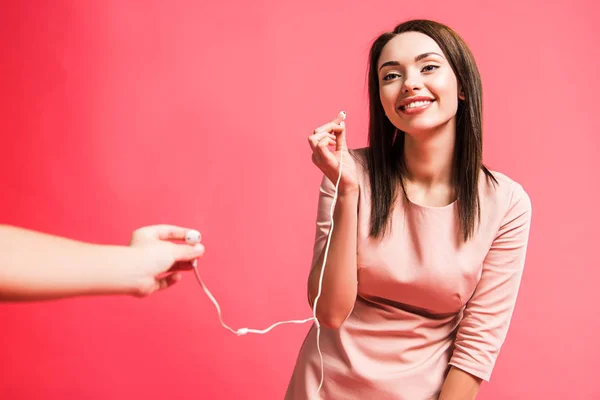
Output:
top-left (0, 224), bottom-right (205, 301)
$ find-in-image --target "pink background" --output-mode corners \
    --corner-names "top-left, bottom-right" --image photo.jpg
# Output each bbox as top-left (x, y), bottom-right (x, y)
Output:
top-left (1, 1), bottom-right (598, 399)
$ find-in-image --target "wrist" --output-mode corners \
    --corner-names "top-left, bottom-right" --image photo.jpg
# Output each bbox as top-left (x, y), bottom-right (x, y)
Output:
top-left (335, 188), bottom-right (359, 214)
top-left (337, 185), bottom-right (360, 198)
top-left (90, 244), bottom-right (146, 296)
top-left (120, 246), bottom-right (151, 296)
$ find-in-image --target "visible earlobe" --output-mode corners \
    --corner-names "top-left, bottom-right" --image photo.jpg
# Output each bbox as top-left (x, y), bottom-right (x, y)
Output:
top-left (458, 89), bottom-right (466, 101)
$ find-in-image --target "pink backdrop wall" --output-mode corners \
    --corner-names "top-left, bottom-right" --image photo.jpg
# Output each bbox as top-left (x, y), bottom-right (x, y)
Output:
top-left (1, 1), bottom-right (598, 398)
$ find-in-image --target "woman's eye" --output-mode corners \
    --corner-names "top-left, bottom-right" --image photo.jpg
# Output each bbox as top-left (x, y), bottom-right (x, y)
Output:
top-left (422, 65), bottom-right (439, 73)
top-left (383, 73), bottom-right (401, 81)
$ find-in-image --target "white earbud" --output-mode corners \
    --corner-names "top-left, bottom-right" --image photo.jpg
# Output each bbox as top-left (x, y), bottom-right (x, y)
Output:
top-left (185, 229), bottom-right (201, 245)
top-left (185, 229), bottom-right (202, 268)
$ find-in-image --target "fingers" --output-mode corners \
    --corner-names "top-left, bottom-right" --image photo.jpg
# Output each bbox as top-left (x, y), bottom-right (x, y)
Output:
top-left (310, 137), bottom-right (337, 167)
top-left (156, 225), bottom-right (201, 242)
top-left (169, 260), bottom-right (195, 271)
top-left (311, 111), bottom-right (346, 137)
top-left (334, 111), bottom-right (347, 152)
top-left (313, 122), bottom-right (344, 136)
top-left (135, 225), bottom-right (202, 243)
top-left (336, 120), bottom-right (347, 152)
top-left (331, 110), bottom-right (346, 125)
top-left (307, 132), bottom-right (336, 151)
top-left (174, 243), bottom-right (205, 263)
top-left (135, 272), bottom-right (182, 297)
top-left (326, 110), bottom-right (346, 135)
top-left (155, 272), bottom-right (182, 292)
top-left (308, 110), bottom-right (348, 166)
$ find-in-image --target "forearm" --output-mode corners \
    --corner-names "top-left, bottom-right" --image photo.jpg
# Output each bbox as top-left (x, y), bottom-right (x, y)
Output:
top-left (308, 191), bottom-right (358, 328)
top-left (438, 367), bottom-right (482, 400)
top-left (0, 225), bottom-right (141, 301)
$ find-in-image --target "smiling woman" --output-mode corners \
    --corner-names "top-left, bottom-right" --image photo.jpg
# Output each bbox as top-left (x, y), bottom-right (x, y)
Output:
top-left (286, 19), bottom-right (532, 400)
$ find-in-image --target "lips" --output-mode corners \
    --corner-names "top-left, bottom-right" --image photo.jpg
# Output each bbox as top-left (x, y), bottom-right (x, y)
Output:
top-left (398, 96), bottom-right (435, 114)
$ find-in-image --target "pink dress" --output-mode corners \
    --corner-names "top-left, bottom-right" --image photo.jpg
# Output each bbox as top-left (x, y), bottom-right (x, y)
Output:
top-left (285, 154), bottom-right (532, 399)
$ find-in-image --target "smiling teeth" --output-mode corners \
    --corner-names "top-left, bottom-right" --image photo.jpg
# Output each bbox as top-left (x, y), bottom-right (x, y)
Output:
top-left (404, 100), bottom-right (432, 109)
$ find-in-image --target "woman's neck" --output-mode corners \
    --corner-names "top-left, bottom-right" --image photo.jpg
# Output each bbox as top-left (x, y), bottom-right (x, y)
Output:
top-left (403, 123), bottom-right (455, 187)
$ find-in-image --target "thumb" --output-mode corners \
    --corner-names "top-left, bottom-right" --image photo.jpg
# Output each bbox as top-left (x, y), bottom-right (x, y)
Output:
top-left (333, 110), bottom-right (346, 124)
top-left (336, 120), bottom-right (347, 152)
top-left (174, 243), bottom-right (205, 262)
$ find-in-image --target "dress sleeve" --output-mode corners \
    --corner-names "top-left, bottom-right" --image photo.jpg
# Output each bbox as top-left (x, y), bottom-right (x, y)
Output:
top-left (309, 174), bottom-right (337, 271)
top-left (449, 183), bottom-right (532, 381)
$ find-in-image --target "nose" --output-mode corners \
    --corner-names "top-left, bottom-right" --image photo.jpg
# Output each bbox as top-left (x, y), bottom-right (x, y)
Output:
top-left (401, 72), bottom-right (423, 93)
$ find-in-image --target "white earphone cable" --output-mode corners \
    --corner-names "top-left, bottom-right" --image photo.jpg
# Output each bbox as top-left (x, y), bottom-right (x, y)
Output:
top-left (191, 122), bottom-right (345, 400)
top-left (311, 137), bottom-right (344, 398)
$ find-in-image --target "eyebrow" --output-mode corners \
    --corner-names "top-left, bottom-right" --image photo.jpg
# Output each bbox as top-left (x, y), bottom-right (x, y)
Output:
top-left (378, 52), bottom-right (444, 71)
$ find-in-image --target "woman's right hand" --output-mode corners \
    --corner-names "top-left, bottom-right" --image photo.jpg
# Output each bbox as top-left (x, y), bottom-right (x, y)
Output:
top-left (308, 111), bottom-right (359, 194)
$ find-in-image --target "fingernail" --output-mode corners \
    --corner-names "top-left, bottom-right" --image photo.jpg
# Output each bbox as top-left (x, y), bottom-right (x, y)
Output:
top-left (340, 121), bottom-right (345, 128)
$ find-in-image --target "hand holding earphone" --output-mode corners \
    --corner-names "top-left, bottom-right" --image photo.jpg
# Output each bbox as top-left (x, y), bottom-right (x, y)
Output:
top-left (127, 225), bottom-right (205, 296)
top-left (307, 111), bottom-right (359, 194)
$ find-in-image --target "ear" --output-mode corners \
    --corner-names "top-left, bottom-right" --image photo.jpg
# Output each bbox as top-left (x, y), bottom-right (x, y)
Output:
top-left (458, 85), bottom-right (466, 101)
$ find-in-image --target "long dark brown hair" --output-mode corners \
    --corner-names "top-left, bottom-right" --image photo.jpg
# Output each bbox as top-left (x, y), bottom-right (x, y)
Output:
top-left (365, 19), bottom-right (496, 242)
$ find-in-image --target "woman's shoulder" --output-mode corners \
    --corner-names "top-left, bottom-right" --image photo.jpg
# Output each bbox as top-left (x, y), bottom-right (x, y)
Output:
top-left (480, 167), bottom-right (532, 217)
top-left (349, 147), bottom-right (368, 161)
top-left (344, 146), bottom-right (367, 170)
top-left (349, 147), bottom-right (369, 173)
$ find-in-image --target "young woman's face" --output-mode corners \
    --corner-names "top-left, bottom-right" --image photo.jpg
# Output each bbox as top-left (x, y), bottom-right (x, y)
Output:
top-left (377, 31), bottom-right (464, 137)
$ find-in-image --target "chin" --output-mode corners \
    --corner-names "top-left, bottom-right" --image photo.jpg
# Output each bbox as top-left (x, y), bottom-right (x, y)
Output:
top-left (396, 120), bottom-right (445, 136)
top-left (393, 114), bottom-right (456, 138)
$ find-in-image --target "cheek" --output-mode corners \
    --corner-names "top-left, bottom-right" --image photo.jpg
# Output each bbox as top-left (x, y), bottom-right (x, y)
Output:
top-left (431, 73), bottom-right (459, 106)
top-left (379, 85), bottom-right (399, 114)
